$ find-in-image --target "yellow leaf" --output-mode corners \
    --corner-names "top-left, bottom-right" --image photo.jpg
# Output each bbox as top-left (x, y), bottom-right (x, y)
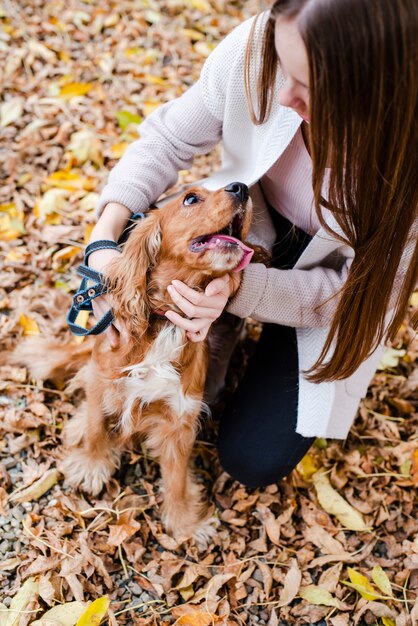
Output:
top-left (123, 46), bottom-right (144, 57)
top-left (59, 82), bottom-right (93, 99)
top-left (111, 141), bottom-right (129, 158)
top-left (17, 173), bottom-right (32, 185)
top-left (52, 245), bottom-right (82, 271)
top-left (144, 10), bottom-right (162, 24)
top-left (179, 584), bottom-right (195, 601)
top-left (84, 223), bottom-right (94, 244)
top-left (377, 347), bottom-right (406, 370)
top-left (79, 193), bottom-right (100, 213)
top-left (76, 596), bottom-right (110, 626)
top-left (66, 129), bottom-right (103, 166)
top-left (34, 188), bottom-right (70, 221)
top-left (142, 100), bottom-right (160, 117)
top-left (346, 568), bottom-right (380, 601)
top-left (410, 291), bottom-right (418, 308)
top-left (297, 453), bottom-right (320, 480)
top-left (194, 41), bottom-right (215, 58)
top-left (19, 313), bottom-right (40, 336)
top-left (73, 310), bottom-right (91, 344)
top-left (299, 585), bottom-right (340, 608)
top-left (175, 611), bottom-right (220, 626)
top-left (0, 203), bottom-right (25, 240)
top-left (59, 50), bottom-right (71, 62)
top-left (3, 577), bottom-right (39, 626)
top-left (312, 470), bottom-right (369, 531)
top-left (44, 170), bottom-right (97, 192)
top-left (382, 618), bottom-right (396, 626)
top-left (143, 74), bottom-right (166, 86)
top-left (115, 110), bottom-right (142, 130)
top-left (9, 468), bottom-right (60, 503)
top-left (6, 248), bottom-right (27, 262)
top-left (32, 601), bottom-right (86, 626)
top-left (187, 0), bottom-right (211, 12)
top-left (0, 215), bottom-right (25, 240)
top-left (55, 279), bottom-right (72, 293)
top-left (0, 97), bottom-right (23, 127)
top-left (181, 28), bottom-right (205, 41)
top-left (371, 566), bottom-right (393, 597)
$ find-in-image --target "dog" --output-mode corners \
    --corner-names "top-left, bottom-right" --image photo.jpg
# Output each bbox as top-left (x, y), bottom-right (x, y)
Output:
top-left (12, 182), bottom-right (254, 546)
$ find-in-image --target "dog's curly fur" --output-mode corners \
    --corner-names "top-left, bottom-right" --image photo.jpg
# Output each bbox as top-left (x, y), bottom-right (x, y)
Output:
top-left (12, 185), bottom-right (253, 547)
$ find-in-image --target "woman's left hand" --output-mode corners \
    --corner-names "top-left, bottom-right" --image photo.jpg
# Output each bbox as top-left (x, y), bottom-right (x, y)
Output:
top-left (165, 275), bottom-right (232, 342)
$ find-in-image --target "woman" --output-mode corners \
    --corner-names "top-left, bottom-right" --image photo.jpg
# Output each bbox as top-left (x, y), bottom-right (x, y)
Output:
top-left (87, 0), bottom-right (418, 487)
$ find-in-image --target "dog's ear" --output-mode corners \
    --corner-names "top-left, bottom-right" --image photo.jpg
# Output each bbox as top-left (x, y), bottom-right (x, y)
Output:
top-left (106, 213), bottom-right (162, 335)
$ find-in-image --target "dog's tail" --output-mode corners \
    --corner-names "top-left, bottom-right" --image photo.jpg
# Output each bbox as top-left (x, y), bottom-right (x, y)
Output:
top-left (7, 337), bottom-right (93, 382)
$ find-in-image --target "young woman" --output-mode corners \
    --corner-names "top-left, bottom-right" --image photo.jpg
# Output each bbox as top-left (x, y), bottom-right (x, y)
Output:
top-left (88, 0), bottom-right (418, 488)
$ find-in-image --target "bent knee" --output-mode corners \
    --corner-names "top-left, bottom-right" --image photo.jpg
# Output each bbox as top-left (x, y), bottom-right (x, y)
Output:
top-left (218, 441), bottom-right (294, 489)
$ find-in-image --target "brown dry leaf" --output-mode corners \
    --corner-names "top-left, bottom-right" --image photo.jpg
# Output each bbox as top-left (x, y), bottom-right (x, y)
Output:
top-left (305, 525), bottom-right (347, 555)
top-left (107, 514), bottom-right (141, 546)
top-left (2, 2), bottom-right (418, 624)
top-left (276, 558), bottom-right (301, 607)
top-left (174, 610), bottom-right (221, 626)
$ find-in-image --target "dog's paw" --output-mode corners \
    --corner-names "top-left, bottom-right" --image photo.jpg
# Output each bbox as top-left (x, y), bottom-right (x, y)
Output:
top-left (59, 450), bottom-right (117, 496)
top-left (192, 515), bottom-right (220, 552)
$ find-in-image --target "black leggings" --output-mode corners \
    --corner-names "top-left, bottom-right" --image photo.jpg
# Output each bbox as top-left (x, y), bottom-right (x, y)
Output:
top-left (217, 212), bottom-right (316, 488)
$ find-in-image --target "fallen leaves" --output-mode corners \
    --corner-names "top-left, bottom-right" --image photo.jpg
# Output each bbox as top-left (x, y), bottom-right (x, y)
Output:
top-left (0, 203), bottom-right (25, 241)
top-left (75, 596), bottom-right (110, 625)
top-left (312, 469), bottom-right (369, 531)
top-left (0, 98), bottom-right (23, 127)
top-left (1, 0), bottom-right (417, 624)
top-left (59, 83), bottom-right (94, 100)
top-left (9, 468), bottom-right (61, 503)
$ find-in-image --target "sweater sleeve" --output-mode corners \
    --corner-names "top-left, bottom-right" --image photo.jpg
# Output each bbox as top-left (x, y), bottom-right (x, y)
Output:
top-left (96, 81), bottom-right (222, 216)
top-left (96, 14), bottom-right (266, 216)
top-left (226, 260), bottom-right (352, 328)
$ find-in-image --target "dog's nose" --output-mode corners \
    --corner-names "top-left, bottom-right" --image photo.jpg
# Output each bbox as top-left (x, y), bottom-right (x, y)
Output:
top-left (224, 182), bottom-right (249, 203)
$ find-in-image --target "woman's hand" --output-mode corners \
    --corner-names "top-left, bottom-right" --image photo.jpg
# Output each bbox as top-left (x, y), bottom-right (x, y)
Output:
top-left (165, 275), bottom-right (233, 342)
top-left (87, 200), bottom-right (132, 348)
top-left (87, 247), bottom-right (128, 348)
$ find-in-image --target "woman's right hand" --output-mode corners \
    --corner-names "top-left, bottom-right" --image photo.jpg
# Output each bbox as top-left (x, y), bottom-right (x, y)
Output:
top-left (87, 202), bottom-right (132, 347)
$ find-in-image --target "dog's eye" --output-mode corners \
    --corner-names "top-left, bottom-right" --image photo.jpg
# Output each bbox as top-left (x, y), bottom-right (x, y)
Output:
top-left (183, 193), bottom-right (200, 206)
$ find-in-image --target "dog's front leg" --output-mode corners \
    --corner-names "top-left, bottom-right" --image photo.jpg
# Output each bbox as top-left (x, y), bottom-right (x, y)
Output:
top-left (60, 366), bottom-right (122, 496)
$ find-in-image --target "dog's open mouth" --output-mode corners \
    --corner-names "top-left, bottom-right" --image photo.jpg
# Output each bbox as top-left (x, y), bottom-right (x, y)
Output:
top-left (189, 214), bottom-right (254, 271)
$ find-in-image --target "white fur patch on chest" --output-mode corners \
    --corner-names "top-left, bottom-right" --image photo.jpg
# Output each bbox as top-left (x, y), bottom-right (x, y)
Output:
top-left (119, 324), bottom-right (202, 433)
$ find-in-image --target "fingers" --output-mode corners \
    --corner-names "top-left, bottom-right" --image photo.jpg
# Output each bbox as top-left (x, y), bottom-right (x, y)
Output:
top-left (164, 310), bottom-right (212, 334)
top-left (165, 278), bottom-right (231, 342)
top-left (204, 275), bottom-right (231, 297)
top-left (167, 284), bottom-right (217, 320)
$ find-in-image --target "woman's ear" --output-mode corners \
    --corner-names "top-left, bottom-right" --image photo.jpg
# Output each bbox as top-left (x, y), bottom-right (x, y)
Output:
top-left (106, 213), bottom-right (162, 334)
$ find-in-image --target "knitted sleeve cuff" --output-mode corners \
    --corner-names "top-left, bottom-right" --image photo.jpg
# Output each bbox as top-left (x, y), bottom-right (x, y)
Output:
top-left (226, 263), bottom-right (268, 319)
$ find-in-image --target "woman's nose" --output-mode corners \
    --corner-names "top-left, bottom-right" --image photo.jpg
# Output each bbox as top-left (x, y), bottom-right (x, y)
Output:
top-left (278, 79), bottom-right (300, 108)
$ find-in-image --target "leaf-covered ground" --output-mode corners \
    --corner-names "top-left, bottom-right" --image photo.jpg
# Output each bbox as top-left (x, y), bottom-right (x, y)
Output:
top-left (1, 1), bottom-right (417, 624)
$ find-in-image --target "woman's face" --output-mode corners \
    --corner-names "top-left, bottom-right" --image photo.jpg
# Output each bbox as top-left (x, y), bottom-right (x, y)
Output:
top-left (275, 16), bottom-right (310, 122)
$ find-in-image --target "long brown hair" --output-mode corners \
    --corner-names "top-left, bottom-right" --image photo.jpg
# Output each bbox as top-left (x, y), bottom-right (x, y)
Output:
top-left (245, 0), bottom-right (418, 383)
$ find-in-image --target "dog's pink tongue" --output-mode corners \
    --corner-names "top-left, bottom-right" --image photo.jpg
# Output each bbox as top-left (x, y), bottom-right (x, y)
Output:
top-left (205, 235), bottom-right (254, 272)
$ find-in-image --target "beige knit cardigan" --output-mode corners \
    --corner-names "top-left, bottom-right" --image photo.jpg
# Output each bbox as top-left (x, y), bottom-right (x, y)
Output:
top-left (96, 14), bottom-right (413, 439)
